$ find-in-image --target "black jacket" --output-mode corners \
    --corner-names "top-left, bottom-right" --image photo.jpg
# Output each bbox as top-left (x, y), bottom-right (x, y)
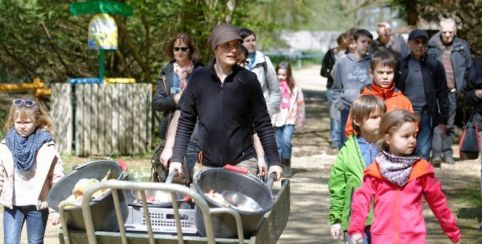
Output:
top-left (395, 54), bottom-right (449, 126)
top-left (172, 62), bottom-right (281, 167)
top-left (464, 56), bottom-right (482, 127)
top-left (320, 48), bottom-right (336, 89)
top-left (152, 61), bottom-right (202, 139)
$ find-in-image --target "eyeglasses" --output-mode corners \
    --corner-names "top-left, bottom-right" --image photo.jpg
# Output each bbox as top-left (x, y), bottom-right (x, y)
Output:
top-left (13, 99), bottom-right (36, 107)
top-left (173, 47), bottom-right (189, 52)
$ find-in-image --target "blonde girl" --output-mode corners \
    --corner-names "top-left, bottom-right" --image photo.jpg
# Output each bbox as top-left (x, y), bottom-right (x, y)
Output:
top-left (0, 98), bottom-right (64, 243)
top-left (348, 110), bottom-right (460, 244)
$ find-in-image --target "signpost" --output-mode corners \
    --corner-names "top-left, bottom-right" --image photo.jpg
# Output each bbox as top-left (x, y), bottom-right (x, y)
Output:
top-left (69, 0), bottom-right (133, 81)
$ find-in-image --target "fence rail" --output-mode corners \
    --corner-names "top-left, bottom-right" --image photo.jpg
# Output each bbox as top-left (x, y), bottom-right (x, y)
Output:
top-left (51, 83), bottom-right (152, 156)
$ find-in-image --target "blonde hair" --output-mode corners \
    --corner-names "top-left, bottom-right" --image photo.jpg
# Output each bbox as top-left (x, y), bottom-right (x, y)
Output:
top-left (377, 110), bottom-right (419, 151)
top-left (3, 97), bottom-right (54, 135)
top-left (351, 95), bottom-right (386, 135)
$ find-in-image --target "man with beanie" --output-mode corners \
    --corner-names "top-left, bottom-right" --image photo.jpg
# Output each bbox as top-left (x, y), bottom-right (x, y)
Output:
top-left (428, 17), bottom-right (472, 165)
top-left (168, 23), bottom-right (283, 180)
top-left (395, 29), bottom-right (449, 163)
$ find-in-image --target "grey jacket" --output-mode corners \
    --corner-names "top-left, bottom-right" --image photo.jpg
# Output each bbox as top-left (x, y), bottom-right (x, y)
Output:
top-left (249, 51), bottom-right (281, 115)
top-left (331, 53), bottom-right (372, 110)
top-left (427, 33), bottom-right (472, 96)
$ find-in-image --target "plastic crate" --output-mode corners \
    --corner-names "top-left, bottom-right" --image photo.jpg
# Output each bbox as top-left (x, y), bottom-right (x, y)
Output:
top-left (124, 205), bottom-right (197, 234)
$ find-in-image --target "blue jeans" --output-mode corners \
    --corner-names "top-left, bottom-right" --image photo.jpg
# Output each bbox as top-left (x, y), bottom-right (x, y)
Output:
top-left (3, 206), bottom-right (49, 244)
top-left (326, 90), bottom-right (341, 147)
top-left (416, 110), bottom-right (433, 160)
top-left (340, 107), bottom-right (350, 148)
top-left (275, 125), bottom-right (295, 160)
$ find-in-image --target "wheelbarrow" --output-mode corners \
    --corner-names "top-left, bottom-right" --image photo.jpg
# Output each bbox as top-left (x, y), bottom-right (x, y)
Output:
top-left (56, 176), bottom-right (290, 244)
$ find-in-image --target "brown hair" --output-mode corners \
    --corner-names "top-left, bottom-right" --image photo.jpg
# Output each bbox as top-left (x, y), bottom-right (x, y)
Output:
top-left (3, 97), bottom-right (54, 135)
top-left (165, 33), bottom-right (201, 64)
top-left (377, 110), bottom-right (419, 151)
top-left (370, 50), bottom-right (396, 70)
top-left (351, 95), bottom-right (386, 135)
top-left (275, 61), bottom-right (295, 92)
top-left (336, 33), bottom-right (348, 53)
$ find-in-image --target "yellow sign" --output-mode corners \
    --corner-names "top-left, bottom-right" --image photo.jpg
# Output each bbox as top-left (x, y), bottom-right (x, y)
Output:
top-left (88, 14), bottom-right (118, 50)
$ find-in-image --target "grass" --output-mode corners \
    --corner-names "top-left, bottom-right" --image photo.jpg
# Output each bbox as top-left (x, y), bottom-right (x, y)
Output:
top-left (60, 153), bottom-right (153, 178)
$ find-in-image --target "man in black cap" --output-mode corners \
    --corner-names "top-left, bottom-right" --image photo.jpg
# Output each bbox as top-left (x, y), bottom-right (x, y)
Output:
top-left (395, 29), bottom-right (449, 163)
top-left (169, 23), bottom-right (283, 180)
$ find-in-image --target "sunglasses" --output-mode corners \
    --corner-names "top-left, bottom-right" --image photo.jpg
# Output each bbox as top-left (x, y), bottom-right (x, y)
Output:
top-left (173, 47), bottom-right (189, 52)
top-left (13, 99), bottom-right (36, 107)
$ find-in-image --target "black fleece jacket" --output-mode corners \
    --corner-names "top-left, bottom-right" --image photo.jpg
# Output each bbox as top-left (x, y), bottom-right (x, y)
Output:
top-left (172, 62), bottom-right (281, 168)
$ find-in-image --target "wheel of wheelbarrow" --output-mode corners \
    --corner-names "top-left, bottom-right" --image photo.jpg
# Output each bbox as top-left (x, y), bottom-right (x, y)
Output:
top-left (193, 168), bottom-right (274, 238)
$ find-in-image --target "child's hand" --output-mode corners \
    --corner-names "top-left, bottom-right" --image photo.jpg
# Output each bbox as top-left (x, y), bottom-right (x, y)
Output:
top-left (330, 223), bottom-right (342, 240)
top-left (351, 233), bottom-right (363, 243)
top-left (50, 212), bottom-right (61, 225)
top-left (335, 101), bottom-right (345, 111)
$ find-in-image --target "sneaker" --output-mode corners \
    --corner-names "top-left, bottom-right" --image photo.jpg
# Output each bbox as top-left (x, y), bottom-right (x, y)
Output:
top-left (431, 155), bottom-right (442, 167)
top-left (444, 153), bottom-right (455, 165)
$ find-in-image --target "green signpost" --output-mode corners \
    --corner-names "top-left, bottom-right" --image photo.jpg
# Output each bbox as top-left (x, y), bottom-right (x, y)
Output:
top-left (69, 0), bottom-right (133, 81)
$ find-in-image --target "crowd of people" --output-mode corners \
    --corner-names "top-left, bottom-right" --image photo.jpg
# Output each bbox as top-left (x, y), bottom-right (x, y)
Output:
top-left (0, 16), bottom-right (480, 243)
top-left (324, 17), bottom-right (481, 243)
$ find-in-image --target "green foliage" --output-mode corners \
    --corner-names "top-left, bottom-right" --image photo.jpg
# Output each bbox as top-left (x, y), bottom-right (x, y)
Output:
top-left (0, 0), bottom-right (263, 84)
top-left (0, 0), bottom-right (363, 85)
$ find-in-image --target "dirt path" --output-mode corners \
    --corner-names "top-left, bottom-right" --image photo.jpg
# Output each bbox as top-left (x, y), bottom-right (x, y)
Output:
top-left (2, 65), bottom-right (480, 243)
top-left (279, 65), bottom-right (482, 243)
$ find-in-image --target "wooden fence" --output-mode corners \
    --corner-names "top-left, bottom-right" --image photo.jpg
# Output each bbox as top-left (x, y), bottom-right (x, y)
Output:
top-left (50, 83), bottom-right (152, 156)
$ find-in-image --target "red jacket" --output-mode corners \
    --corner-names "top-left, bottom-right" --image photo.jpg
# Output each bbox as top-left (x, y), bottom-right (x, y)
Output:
top-left (348, 159), bottom-right (461, 244)
top-left (345, 83), bottom-right (413, 137)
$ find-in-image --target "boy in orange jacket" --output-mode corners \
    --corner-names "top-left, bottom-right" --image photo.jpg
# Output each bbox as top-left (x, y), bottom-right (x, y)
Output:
top-left (345, 50), bottom-right (413, 138)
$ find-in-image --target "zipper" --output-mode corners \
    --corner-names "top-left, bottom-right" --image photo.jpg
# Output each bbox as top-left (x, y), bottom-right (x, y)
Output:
top-left (220, 81), bottom-right (224, 164)
top-left (393, 189), bottom-right (399, 244)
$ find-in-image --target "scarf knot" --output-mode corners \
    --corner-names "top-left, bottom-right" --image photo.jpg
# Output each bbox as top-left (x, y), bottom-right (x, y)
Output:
top-left (376, 151), bottom-right (420, 187)
top-left (173, 61), bottom-right (194, 91)
top-left (5, 128), bottom-right (53, 176)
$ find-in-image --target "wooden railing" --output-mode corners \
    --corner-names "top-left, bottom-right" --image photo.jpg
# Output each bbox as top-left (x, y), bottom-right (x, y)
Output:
top-left (50, 83), bottom-right (152, 156)
top-left (0, 78), bottom-right (52, 98)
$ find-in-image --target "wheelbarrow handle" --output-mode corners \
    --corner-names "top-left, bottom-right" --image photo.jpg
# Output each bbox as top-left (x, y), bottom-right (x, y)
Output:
top-left (265, 172), bottom-right (276, 190)
top-left (223, 164), bottom-right (249, 174)
top-left (165, 168), bottom-right (178, 184)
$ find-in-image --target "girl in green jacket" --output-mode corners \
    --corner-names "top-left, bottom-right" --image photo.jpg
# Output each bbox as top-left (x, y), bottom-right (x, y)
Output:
top-left (328, 95), bottom-right (386, 243)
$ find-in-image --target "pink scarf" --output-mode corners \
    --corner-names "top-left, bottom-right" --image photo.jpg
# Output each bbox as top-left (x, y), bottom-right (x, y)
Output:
top-left (174, 61), bottom-right (193, 91)
top-left (279, 80), bottom-right (291, 109)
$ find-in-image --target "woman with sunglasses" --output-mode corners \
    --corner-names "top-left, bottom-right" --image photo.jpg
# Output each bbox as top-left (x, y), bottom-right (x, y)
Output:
top-left (0, 98), bottom-right (64, 243)
top-left (152, 33), bottom-right (203, 183)
top-left (153, 33), bottom-right (202, 140)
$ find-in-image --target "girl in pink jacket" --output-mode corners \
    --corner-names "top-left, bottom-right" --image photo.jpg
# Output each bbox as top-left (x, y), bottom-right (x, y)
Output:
top-left (348, 110), bottom-right (461, 244)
